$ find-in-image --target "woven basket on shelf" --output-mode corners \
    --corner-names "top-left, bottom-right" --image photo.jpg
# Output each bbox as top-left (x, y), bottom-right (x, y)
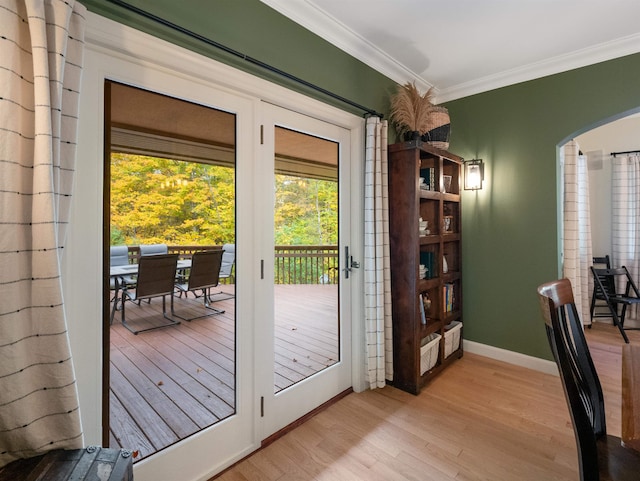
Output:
top-left (421, 106), bottom-right (450, 150)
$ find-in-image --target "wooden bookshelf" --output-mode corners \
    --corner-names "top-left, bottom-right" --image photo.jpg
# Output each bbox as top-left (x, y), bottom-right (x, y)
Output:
top-left (388, 140), bottom-right (463, 394)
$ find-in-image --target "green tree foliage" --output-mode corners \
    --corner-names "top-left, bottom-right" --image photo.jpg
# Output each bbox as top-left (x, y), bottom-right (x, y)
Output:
top-left (111, 153), bottom-right (235, 246)
top-left (111, 154), bottom-right (337, 250)
top-left (274, 175), bottom-right (337, 246)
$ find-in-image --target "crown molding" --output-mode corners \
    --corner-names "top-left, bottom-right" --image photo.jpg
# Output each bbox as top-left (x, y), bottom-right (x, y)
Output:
top-left (259, 0), bottom-right (434, 93)
top-left (260, 0), bottom-right (640, 104)
top-left (436, 33), bottom-right (640, 103)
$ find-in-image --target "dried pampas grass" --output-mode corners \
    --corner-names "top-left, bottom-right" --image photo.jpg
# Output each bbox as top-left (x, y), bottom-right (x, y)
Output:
top-left (389, 82), bottom-right (434, 136)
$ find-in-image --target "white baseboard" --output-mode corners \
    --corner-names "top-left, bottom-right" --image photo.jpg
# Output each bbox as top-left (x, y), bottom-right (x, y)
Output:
top-left (590, 317), bottom-right (640, 329)
top-left (463, 340), bottom-right (559, 376)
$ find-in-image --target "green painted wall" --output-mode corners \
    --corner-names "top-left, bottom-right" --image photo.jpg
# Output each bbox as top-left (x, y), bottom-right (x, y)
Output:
top-left (81, 0), bottom-right (397, 116)
top-left (446, 54), bottom-right (640, 359)
top-left (82, 1), bottom-right (640, 361)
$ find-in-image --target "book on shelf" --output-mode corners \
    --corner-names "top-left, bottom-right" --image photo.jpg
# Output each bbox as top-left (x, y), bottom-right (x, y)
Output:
top-left (422, 293), bottom-right (432, 318)
top-left (419, 167), bottom-right (435, 191)
top-left (419, 294), bottom-right (426, 324)
top-left (443, 283), bottom-right (455, 313)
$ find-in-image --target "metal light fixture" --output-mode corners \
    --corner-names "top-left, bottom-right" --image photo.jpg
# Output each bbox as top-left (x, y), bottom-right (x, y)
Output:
top-left (464, 159), bottom-right (484, 190)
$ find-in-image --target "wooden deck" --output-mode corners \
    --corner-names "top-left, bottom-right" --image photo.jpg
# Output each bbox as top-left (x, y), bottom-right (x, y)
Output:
top-left (108, 284), bottom-right (339, 461)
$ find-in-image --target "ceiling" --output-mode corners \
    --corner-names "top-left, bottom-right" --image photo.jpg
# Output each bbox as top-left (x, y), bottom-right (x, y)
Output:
top-left (260, 0), bottom-right (640, 103)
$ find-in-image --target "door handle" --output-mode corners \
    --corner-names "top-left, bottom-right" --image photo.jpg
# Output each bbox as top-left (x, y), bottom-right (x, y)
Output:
top-left (343, 246), bottom-right (360, 279)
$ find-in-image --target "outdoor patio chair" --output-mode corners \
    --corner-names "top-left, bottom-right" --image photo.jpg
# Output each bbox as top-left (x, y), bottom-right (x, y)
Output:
top-left (109, 245), bottom-right (136, 323)
top-left (139, 243), bottom-right (168, 256)
top-left (537, 278), bottom-right (640, 480)
top-left (213, 243), bottom-right (236, 298)
top-left (110, 245), bottom-right (136, 287)
top-left (172, 250), bottom-right (225, 321)
top-left (120, 253), bottom-right (180, 334)
top-left (219, 243), bottom-right (235, 283)
top-left (202, 243), bottom-right (235, 302)
top-left (136, 244), bottom-right (170, 304)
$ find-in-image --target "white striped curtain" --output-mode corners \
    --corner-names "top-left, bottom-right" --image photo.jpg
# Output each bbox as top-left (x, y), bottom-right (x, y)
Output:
top-left (0, 0), bottom-right (86, 467)
top-left (562, 140), bottom-right (593, 324)
top-left (612, 154), bottom-right (640, 319)
top-left (364, 117), bottom-right (393, 388)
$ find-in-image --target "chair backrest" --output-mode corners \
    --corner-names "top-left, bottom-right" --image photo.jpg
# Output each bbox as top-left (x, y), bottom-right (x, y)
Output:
top-left (591, 266), bottom-right (617, 301)
top-left (592, 255), bottom-right (611, 269)
top-left (219, 243), bottom-right (235, 279)
top-left (537, 278), bottom-right (606, 480)
top-left (110, 245), bottom-right (130, 266)
top-left (135, 254), bottom-right (178, 299)
top-left (187, 250), bottom-right (224, 291)
top-left (139, 243), bottom-right (168, 256)
top-left (592, 266), bottom-right (640, 301)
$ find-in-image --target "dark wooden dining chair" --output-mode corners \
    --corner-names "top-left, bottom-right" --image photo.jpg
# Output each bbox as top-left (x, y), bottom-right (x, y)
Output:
top-left (591, 266), bottom-right (640, 344)
top-left (590, 255), bottom-right (611, 322)
top-left (537, 278), bottom-right (640, 480)
top-left (172, 249), bottom-right (225, 321)
top-left (121, 253), bottom-right (179, 334)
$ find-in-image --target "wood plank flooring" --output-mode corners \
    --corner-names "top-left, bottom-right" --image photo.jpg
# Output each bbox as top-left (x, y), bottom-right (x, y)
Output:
top-left (274, 285), bottom-right (339, 392)
top-left (109, 285), bottom-right (339, 460)
top-left (213, 321), bottom-right (639, 481)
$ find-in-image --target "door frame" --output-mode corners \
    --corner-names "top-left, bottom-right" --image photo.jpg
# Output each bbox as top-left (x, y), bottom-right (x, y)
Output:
top-left (84, 52), bottom-right (258, 481)
top-left (66, 11), bottom-right (365, 481)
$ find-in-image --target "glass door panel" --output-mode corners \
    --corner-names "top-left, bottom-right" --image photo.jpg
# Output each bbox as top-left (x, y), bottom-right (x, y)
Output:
top-left (273, 127), bottom-right (340, 393)
top-left (258, 103), bottom-right (352, 440)
top-left (107, 81), bottom-right (236, 461)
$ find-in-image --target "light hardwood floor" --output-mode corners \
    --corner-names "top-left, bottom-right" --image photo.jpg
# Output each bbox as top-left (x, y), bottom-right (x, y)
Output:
top-left (214, 322), bottom-right (639, 481)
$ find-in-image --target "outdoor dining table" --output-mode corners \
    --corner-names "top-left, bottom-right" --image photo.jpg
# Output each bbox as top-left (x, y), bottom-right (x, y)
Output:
top-left (109, 259), bottom-right (191, 322)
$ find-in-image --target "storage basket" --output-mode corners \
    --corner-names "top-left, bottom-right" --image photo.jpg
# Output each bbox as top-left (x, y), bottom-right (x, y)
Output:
top-left (420, 332), bottom-right (441, 374)
top-left (421, 106), bottom-right (450, 150)
top-left (444, 321), bottom-right (462, 358)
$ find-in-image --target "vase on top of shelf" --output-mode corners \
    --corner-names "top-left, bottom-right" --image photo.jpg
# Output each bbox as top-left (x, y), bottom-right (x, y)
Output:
top-left (404, 130), bottom-right (421, 141)
top-left (389, 81), bottom-right (434, 142)
top-left (442, 254), bottom-right (449, 274)
top-left (421, 106), bottom-right (451, 150)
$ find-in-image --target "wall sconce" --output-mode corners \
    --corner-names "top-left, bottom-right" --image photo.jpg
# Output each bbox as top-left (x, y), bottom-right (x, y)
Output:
top-left (464, 159), bottom-right (484, 190)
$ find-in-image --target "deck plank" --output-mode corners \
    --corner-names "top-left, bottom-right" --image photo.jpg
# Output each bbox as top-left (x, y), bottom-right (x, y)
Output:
top-left (111, 348), bottom-right (201, 437)
top-left (112, 333), bottom-right (218, 429)
top-left (110, 284), bottom-right (338, 461)
top-left (133, 330), bottom-right (236, 410)
top-left (109, 391), bottom-right (155, 457)
top-left (110, 363), bottom-right (179, 449)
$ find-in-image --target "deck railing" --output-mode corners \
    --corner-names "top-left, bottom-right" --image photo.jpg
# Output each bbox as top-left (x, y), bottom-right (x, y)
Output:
top-left (274, 245), bottom-right (339, 285)
top-left (121, 244), bottom-right (339, 285)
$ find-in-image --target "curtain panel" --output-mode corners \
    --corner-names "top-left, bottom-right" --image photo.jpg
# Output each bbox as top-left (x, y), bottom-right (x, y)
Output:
top-left (363, 117), bottom-right (392, 388)
top-left (562, 140), bottom-right (593, 324)
top-left (0, 0), bottom-right (86, 467)
top-left (612, 154), bottom-right (640, 320)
